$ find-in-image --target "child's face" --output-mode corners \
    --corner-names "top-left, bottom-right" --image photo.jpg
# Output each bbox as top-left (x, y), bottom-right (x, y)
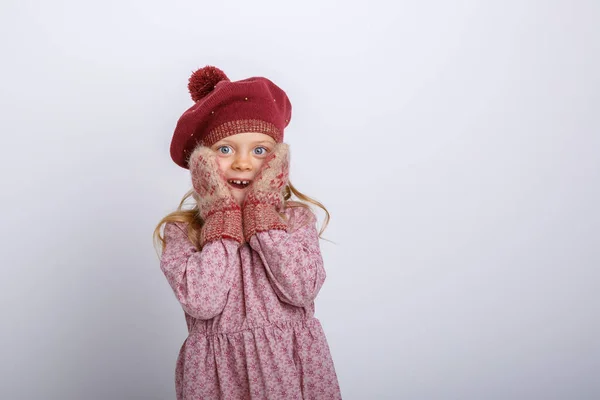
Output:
top-left (210, 132), bottom-right (277, 205)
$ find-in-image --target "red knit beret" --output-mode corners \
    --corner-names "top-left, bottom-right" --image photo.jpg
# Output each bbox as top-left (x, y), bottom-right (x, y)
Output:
top-left (170, 66), bottom-right (292, 169)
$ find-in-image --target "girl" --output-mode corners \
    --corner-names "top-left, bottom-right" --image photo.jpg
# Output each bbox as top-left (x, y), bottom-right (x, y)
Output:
top-left (154, 66), bottom-right (342, 399)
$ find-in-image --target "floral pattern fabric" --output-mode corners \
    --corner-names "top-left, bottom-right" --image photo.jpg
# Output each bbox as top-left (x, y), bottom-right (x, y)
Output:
top-left (160, 205), bottom-right (341, 399)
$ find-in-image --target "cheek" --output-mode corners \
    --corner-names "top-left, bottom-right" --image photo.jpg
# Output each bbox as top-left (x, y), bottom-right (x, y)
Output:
top-left (216, 157), bottom-right (229, 174)
top-left (254, 159), bottom-right (266, 172)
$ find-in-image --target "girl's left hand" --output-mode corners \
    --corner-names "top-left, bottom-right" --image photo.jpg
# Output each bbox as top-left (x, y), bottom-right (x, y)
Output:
top-left (241, 143), bottom-right (290, 240)
top-left (243, 143), bottom-right (290, 210)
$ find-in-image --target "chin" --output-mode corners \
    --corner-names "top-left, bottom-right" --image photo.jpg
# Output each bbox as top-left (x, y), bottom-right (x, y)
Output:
top-left (234, 195), bottom-right (245, 204)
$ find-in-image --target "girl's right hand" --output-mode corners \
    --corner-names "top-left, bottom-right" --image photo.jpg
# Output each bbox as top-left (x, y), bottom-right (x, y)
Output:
top-left (189, 146), bottom-right (244, 246)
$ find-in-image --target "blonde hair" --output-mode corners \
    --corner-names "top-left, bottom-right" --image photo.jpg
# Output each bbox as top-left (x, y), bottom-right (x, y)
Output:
top-left (153, 181), bottom-right (330, 254)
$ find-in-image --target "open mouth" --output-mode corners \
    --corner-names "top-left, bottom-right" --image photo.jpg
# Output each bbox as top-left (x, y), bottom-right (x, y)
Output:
top-left (227, 179), bottom-right (251, 189)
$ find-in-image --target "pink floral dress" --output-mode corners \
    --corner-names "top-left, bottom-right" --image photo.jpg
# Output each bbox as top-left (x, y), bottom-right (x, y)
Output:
top-left (160, 205), bottom-right (342, 399)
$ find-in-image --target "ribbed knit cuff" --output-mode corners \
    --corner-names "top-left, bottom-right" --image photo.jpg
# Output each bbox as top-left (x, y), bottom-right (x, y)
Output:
top-left (199, 208), bottom-right (244, 247)
top-left (242, 203), bottom-right (288, 242)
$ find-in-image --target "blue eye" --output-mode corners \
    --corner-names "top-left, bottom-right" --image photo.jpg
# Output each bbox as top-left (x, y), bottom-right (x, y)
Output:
top-left (254, 147), bottom-right (268, 155)
top-left (218, 146), bottom-right (231, 154)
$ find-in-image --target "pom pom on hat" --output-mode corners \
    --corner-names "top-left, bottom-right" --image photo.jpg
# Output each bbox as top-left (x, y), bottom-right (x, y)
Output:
top-left (188, 66), bottom-right (230, 102)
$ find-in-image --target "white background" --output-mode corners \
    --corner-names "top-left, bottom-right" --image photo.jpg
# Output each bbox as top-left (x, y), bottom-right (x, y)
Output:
top-left (1, 0), bottom-right (598, 399)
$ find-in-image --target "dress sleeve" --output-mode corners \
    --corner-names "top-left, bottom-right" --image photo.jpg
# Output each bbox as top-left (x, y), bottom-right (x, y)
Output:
top-left (248, 206), bottom-right (326, 307)
top-left (160, 222), bottom-right (240, 320)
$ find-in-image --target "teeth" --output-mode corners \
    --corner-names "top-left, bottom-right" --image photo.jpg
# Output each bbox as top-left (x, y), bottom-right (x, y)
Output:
top-left (228, 180), bottom-right (250, 185)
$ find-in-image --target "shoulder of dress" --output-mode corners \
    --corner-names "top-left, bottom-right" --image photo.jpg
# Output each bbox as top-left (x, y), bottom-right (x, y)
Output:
top-left (164, 221), bottom-right (189, 237)
top-left (283, 202), bottom-right (317, 231)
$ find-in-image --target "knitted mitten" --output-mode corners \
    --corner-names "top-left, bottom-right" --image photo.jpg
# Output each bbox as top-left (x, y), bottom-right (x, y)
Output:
top-left (242, 143), bottom-right (290, 241)
top-left (189, 146), bottom-right (244, 247)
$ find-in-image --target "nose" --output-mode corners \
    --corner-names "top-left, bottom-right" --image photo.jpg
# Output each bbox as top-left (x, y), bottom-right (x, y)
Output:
top-left (232, 153), bottom-right (252, 171)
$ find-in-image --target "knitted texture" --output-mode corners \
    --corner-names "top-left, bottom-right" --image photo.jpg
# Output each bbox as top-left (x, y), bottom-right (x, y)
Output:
top-left (189, 146), bottom-right (244, 246)
top-left (170, 66), bottom-right (292, 169)
top-left (188, 65), bottom-right (229, 102)
top-left (242, 143), bottom-right (290, 241)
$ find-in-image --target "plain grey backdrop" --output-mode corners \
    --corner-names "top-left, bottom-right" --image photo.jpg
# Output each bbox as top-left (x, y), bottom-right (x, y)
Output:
top-left (1, 0), bottom-right (598, 399)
